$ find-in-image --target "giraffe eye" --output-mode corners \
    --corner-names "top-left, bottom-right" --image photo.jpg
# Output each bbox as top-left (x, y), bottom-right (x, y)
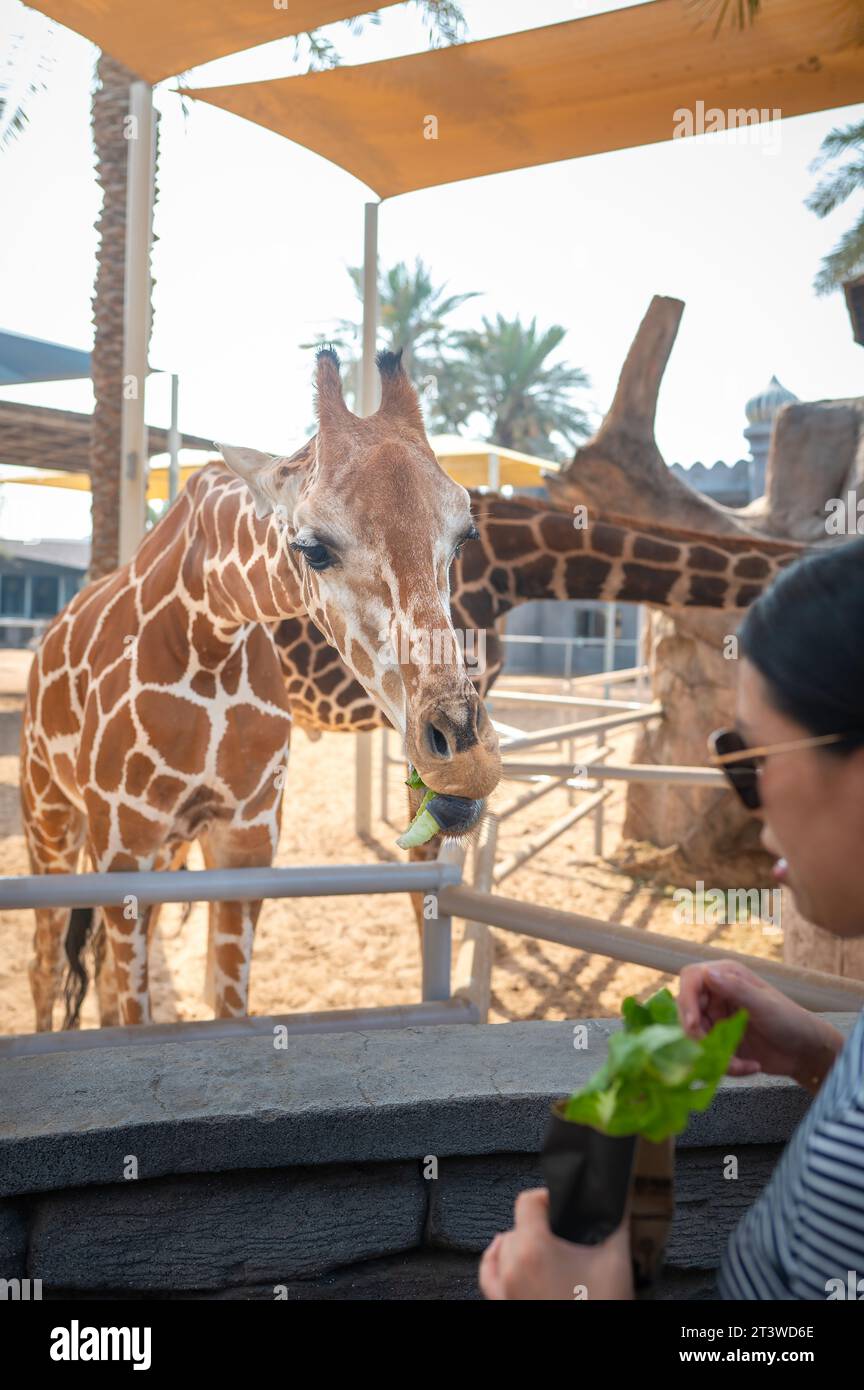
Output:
top-left (292, 540), bottom-right (334, 572)
top-left (452, 524), bottom-right (479, 560)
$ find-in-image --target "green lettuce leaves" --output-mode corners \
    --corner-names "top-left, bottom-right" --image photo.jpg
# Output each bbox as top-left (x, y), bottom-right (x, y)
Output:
top-left (563, 988), bottom-right (748, 1142)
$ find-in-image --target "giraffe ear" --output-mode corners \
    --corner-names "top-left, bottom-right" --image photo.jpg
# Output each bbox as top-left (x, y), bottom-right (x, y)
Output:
top-left (217, 444), bottom-right (278, 519)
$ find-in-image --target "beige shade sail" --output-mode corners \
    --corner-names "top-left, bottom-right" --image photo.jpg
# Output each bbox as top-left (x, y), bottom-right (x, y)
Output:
top-left (185, 0), bottom-right (864, 199)
top-left (27, 1), bottom-right (402, 85)
top-left (0, 438), bottom-right (559, 500)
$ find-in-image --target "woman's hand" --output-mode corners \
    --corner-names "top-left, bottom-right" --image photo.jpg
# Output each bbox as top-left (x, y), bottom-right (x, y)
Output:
top-left (478, 1189), bottom-right (633, 1301)
top-left (678, 959), bottom-right (844, 1092)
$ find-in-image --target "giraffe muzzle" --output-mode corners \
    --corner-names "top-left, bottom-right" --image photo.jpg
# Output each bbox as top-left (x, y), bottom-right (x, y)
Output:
top-left (424, 793), bottom-right (484, 837)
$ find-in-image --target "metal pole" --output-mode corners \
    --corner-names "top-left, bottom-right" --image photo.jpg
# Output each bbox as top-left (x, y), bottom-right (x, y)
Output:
top-left (636, 606), bottom-right (649, 699)
top-left (487, 451), bottom-right (500, 491)
top-left (359, 201), bottom-right (380, 417)
top-left (422, 911), bottom-right (452, 1001)
top-left (453, 813), bottom-right (499, 1020)
top-left (0, 860), bottom-right (463, 911)
top-left (603, 601), bottom-right (616, 699)
top-left (439, 884), bottom-right (864, 1013)
top-left (593, 744), bottom-right (609, 856)
top-left (167, 373), bottom-right (180, 504)
top-left (500, 761), bottom-right (725, 786)
top-left (565, 638), bottom-right (575, 805)
top-left (499, 703), bottom-right (661, 754)
top-left (379, 727), bottom-right (391, 824)
top-left (118, 81), bottom-right (156, 564)
top-left (354, 200), bottom-right (380, 836)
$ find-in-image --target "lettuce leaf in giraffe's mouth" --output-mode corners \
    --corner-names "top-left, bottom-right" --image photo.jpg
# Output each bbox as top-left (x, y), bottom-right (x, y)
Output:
top-left (396, 767), bottom-right (483, 848)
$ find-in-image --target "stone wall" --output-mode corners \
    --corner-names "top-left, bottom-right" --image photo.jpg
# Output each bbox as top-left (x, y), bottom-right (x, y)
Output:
top-left (2, 1016), bottom-right (856, 1300)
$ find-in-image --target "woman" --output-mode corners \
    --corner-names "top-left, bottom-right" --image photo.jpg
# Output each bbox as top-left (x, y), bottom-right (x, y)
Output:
top-left (480, 535), bottom-right (864, 1300)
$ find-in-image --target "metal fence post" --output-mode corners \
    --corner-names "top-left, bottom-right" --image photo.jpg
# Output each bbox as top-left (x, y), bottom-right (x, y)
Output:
top-left (593, 743), bottom-right (609, 857)
top-left (422, 907), bottom-right (452, 1001)
top-left (379, 727), bottom-right (391, 824)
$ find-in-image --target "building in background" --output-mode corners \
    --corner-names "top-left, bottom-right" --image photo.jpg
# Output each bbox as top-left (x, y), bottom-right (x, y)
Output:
top-left (0, 540), bottom-right (88, 646)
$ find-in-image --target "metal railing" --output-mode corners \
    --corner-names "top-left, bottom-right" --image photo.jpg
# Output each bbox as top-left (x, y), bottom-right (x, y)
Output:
top-left (0, 861), bottom-right (464, 1028)
top-left (10, 665), bottom-right (858, 1046)
top-left (4, 852), bottom-right (864, 1053)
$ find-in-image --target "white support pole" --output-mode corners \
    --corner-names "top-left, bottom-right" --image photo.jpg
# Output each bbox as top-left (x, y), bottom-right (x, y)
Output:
top-left (167, 373), bottom-right (180, 504)
top-left (354, 200), bottom-right (380, 837)
top-left (119, 80), bottom-right (156, 564)
top-left (636, 605), bottom-right (649, 699)
top-left (487, 451), bottom-right (500, 491)
top-left (379, 727), bottom-right (391, 824)
top-left (602, 600), bottom-right (616, 699)
top-left (593, 744), bottom-right (609, 857)
top-left (453, 814), bottom-right (498, 1021)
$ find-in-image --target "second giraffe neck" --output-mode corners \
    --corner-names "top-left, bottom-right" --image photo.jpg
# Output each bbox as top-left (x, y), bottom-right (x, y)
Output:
top-left (465, 493), bottom-right (796, 619)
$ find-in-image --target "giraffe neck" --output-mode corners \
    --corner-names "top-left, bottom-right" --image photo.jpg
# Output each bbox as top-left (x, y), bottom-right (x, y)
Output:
top-left (463, 494), bottom-right (797, 623)
top-left (133, 465), bottom-right (304, 657)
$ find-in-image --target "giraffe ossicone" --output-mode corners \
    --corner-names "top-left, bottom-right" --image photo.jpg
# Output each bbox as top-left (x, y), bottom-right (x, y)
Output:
top-left (21, 347), bottom-right (501, 1031)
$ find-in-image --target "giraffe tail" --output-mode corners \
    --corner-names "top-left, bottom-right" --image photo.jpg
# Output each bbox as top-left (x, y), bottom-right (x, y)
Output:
top-left (63, 906), bottom-right (95, 1029)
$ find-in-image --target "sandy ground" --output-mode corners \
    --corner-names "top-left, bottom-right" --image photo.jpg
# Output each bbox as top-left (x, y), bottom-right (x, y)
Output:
top-left (0, 647), bottom-right (781, 1034)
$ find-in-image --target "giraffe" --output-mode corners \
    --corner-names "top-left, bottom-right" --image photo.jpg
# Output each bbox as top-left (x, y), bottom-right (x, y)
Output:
top-left (21, 348), bottom-right (501, 1030)
top-left (84, 471), bottom-right (807, 1024)
top-left (272, 492), bottom-right (808, 735)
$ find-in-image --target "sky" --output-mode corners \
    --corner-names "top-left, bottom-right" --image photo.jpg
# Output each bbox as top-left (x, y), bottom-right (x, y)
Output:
top-left (0, 0), bottom-right (862, 541)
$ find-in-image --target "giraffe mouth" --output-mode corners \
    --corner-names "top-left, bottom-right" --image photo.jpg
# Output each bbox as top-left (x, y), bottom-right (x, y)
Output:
top-left (397, 777), bottom-right (484, 848)
top-left (424, 793), bottom-right (484, 839)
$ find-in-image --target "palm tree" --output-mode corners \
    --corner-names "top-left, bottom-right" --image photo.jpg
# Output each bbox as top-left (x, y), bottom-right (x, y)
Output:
top-left (806, 120), bottom-right (864, 295)
top-left (350, 258), bottom-right (478, 377)
top-left (89, 54), bottom-right (150, 578)
top-left (307, 257), bottom-right (479, 409)
top-left (448, 315), bottom-right (592, 461)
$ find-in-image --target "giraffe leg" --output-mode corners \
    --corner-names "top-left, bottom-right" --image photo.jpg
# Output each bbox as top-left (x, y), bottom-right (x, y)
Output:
top-left (199, 825), bottom-right (274, 1019)
top-left (30, 907), bottom-right (72, 1031)
top-left (21, 767), bottom-right (85, 1032)
top-left (98, 900), bottom-right (154, 1026)
top-left (90, 839), bottom-right (188, 1027)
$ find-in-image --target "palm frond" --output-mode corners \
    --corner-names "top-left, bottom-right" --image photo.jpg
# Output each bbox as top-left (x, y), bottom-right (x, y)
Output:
top-left (813, 212), bottom-right (864, 296)
top-left (686, 0), bottom-right (761, 36)
top-left (806, 161), bottom-right (864, 219)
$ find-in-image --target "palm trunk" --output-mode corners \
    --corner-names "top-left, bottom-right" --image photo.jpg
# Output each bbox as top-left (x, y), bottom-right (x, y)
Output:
top-left (89, 54), bottom-right (157, 579)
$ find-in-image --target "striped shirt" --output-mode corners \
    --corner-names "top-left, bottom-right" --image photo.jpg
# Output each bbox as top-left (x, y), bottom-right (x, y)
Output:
top-left (719, 1007), bottom-right (864, 1300)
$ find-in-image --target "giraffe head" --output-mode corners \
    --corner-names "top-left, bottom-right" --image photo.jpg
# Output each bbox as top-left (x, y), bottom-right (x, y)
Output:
top-left (220, 348), bottom-right (501, 836)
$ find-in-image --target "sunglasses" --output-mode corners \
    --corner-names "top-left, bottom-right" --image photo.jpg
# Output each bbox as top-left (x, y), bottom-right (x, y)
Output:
top-left (708, 728), bottom-right (854, 811)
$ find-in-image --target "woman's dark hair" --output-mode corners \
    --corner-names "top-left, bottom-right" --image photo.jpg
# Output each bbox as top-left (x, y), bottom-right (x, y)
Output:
top-left (739, 535), bottom-right (864, 755)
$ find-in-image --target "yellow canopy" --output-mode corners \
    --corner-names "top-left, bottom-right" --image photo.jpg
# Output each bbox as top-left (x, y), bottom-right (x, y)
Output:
top-left (27, 1), bottom-right (400, 85)
top-left (185, 0), bottom-right (864, 199)
top-left (0, 438), bottom-right (558, 500)
top-left (431, 436), bottom-right (560, 489)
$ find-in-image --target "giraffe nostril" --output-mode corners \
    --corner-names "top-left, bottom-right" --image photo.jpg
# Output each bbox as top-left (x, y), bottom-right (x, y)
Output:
top-left (426, 723), bottom-right (451, 759)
